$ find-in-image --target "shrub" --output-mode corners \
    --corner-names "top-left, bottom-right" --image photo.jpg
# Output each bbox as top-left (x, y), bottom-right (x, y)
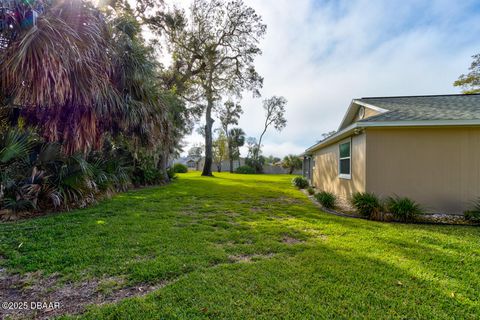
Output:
top-left (307, 187), bottom-right (315, 195)
top-left (132, 166), bottom-right (162, 186)
top-left (464, 198), bottom-right (480, 222)
top-left (236, 165), bottom-right (256, 174)
top-left (292, 176), bottom-right (308, 189)
top-left (386, 196), bottom-right (424, 222)
top-left (173, 163), bottom-right (188, 173)
top-left (167, 167), bottom-right (177, 180)
top-left (245, 156), bottom-right (265, 173)
top-left (350, 192), bottom-right (382, 219)
top-left (315, 191), bottom-right (336, 209)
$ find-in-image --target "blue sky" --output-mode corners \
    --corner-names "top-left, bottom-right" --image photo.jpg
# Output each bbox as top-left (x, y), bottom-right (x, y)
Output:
top-left (170, 0), bottom-right (480, 157)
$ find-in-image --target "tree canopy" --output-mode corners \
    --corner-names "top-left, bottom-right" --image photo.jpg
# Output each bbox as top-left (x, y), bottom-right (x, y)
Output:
top-left (454, 54), bottom-right (480, 94)
top-left (158, 0), bottom-right (266, 176)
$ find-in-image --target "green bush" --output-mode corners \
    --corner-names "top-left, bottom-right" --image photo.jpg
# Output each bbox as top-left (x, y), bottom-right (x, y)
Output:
top-left (315, 191), bottom-right (336, 209)
top-left (292, 176), bottom-right (309, 189)
top-left (167, 167), bottom-right (177, 180)
top-left (307, 187), bottom-right (315, 195)
top-left (236, 165), bottom-right (256, 174)
top-left (464, 198), bottom-right (480, 222)
top-left (350, 192), bottom-right (382, 219)
top-left (132, 166), bottom-right (162, 186)
top-left (386, 196), bottom-right (424, 222)
top-left (173, 163), bottom-right (188, 173)
top-left (245, 156), bottom-right (265, 173)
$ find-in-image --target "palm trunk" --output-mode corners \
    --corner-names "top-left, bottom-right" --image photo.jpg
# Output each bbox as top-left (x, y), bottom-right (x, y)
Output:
top-left (159, 151), bottom-right (170, 182)
top-left (228, 144), bottom-right (234, 173)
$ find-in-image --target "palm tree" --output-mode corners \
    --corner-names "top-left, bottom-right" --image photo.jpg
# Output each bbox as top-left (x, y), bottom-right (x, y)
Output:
top-left (229, 128), bottom-right (245, 171)
top-left (282, 154), bottom-right (302, 174)
top-left (0, 0), bottom-right (172, 157)
top-left (0, 0), bottom-right (126, 154)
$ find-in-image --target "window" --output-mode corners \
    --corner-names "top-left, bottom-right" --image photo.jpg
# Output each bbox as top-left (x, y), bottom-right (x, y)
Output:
top-left (339, 141), bottom-right (351, 179)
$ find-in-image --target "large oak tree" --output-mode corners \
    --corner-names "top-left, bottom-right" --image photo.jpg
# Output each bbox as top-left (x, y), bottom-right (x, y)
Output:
top-left (158, 0), bottom-right (266, 176)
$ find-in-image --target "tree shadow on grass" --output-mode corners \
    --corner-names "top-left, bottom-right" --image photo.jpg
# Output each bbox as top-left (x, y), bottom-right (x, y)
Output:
top-left (78, 243), bottom-right (480, 319)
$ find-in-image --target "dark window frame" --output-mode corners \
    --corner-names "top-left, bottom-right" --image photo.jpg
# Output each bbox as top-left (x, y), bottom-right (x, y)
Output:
top-left (339, 140), bottom-right (351, 179)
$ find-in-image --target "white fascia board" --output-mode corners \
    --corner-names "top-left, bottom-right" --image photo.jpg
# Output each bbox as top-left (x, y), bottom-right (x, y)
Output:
top-left (337, 99), bottom-right (390, 131)
top-left (358, 119), bottom-right (480, 127)
top-left (305, 123), bottom-right (358, 154)
top-left (337, 100), bottom-right (358, 131)
top-left (352, 100), bottom-right (390, 113)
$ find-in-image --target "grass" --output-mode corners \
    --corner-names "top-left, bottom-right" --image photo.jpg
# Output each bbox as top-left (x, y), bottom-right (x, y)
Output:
top-left (1, 172), bottom-right (480, 319)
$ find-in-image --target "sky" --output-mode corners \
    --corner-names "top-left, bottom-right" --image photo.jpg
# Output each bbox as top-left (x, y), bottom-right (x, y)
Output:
top-left (165, 0), bottom-right (480, 158)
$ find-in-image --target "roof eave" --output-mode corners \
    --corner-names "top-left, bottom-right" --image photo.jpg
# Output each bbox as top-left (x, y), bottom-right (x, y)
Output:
top-left (359, 119), bottom-right (480, 127)
top-left (305, 123), bottom-right (359, 154)
top-left (305, 119), bottom-right (480, 154)
top-left (337, 99), bottom-right (390, 131)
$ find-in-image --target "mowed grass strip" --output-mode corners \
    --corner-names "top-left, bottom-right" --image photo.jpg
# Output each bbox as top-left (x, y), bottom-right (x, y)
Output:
top-left (1, 172), bottom-right (479, 319)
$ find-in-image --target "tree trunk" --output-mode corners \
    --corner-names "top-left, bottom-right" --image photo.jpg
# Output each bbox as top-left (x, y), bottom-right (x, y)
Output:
top-left (256, 128), bottom-right (267, 161)
top-left (202, 100), bottom-right (214, 176)
top-left (159, 151), bottom-right (170, 182)
top-left (228, 143), bottom-right (234, 173)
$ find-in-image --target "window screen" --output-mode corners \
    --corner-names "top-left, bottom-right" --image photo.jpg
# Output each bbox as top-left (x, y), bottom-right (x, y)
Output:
top-left (339, 141), bottom-right (351, 176)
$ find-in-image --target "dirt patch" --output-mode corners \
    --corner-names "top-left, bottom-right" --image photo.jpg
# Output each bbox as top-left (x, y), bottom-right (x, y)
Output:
top-left (281, 236), bottom-right (304, 244)
top-left (228, 253), bottom-right (275, 263)
top-left (0, 271), bottom-right (174, 319)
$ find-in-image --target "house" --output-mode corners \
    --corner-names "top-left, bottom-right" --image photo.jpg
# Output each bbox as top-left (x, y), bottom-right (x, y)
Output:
top-left (186, 158), bottom-right (198, 169)
top-left (303, 94), bottom-right (480, 214)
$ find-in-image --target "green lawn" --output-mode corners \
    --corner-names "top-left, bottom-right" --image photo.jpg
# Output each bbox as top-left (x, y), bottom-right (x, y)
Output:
top-left (1, 172), bottom-right (480, 319)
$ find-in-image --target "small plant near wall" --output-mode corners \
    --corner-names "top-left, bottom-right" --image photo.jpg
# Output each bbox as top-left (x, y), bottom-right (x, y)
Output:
top-left (315, 191), bottom-right (336, 209)
top-left (350, 192), bottom-right (383, 220)
top-left (386, 196), bottom-right (424, 222)
top-left (292, 176), bottom-right (309, 189)
top-left (307, 187), bottom-right (315, 195)
top-left (464, 198), bottom-right (480, 222)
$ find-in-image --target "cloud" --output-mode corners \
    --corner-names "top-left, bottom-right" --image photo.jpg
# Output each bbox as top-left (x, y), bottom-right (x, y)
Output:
top-left (166, 0), bottom-right (480, 157)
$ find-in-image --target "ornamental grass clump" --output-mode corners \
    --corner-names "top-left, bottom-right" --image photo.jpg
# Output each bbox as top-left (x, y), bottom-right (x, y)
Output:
top-left (464, 198), bottom-right (480, 222)
top-left (314, 191), bottom-right (336, 209)
top-left (292, 176), bottom-right (308, 189)
top-left (386, 196), bottom-right (424, 222)
top-left (350, 192), bottom-right (383, 220)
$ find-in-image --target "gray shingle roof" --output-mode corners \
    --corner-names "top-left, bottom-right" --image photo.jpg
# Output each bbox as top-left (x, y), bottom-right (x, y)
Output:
top-left (356, 94), bottom-right (480, 122)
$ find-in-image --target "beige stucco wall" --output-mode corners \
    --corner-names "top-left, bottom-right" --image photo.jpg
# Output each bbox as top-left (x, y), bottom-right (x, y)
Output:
top-left (365, 127), bottom-right (480, 214)
top-left (312, 133), bottom-right (366, 199)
